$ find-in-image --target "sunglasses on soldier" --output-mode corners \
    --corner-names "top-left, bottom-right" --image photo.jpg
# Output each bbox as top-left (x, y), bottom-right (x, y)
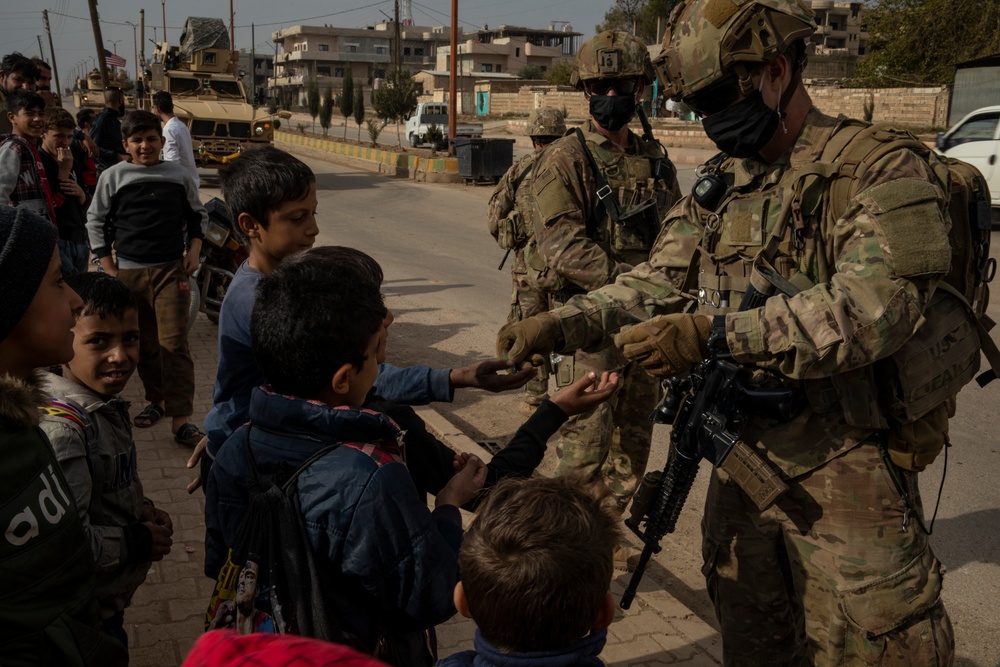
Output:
top-left (683, 75), bottom-right (743, 117)
top-left (586, 78), bottom-right (638, 96)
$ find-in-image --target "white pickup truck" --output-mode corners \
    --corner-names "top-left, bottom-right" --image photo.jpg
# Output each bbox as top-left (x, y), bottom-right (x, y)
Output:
top-left (405, 102), bottom-right (483, 149)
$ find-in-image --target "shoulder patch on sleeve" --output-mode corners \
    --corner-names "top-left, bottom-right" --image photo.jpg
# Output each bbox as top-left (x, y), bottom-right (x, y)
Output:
top-left (531, 163), bottom-right (581, 225)
top-left (859, 178), bottom-right (950, 278)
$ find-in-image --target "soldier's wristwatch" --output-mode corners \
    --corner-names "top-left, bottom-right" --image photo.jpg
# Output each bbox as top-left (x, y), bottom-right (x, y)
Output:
top-left (707, 315), bottom-right (732, 359)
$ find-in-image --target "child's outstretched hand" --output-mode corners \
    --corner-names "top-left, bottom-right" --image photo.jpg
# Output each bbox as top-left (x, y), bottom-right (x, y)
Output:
top-left (549, 371), bottom-right (620, 417)
top-left (436, 454), bottom-right (487, 509)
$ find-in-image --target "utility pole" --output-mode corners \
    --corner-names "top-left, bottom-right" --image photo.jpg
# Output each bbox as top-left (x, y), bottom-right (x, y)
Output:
top-left (140, 9), bottom-right (145, 68)
top-left (230, 0), bottom-right (235, 50)
top-left (393, 0), bottom-right (401, 71)
top-left (449, 0), bottom-right (457, 144)
top-left (161, 0), bottom-right (167, 45)
top-left (43, 10), bottom-right (61, 97)
top-left (37, 35), bottom-right (45, 59)
top-left (251, 23), bottom-right (256, 109)
top-left (87, 0), bottom-right (110, 87)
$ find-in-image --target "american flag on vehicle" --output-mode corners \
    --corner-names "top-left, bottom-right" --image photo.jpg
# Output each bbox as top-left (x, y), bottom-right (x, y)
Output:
top-left (104, 49), bottom-right (126, 68)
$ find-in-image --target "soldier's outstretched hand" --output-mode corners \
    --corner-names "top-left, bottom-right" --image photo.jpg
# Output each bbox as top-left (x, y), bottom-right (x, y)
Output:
top-left (550, 371), bottom-right (620, 417)
top-left (450, 359), bottom-right (537, 393)
top-left (496, 312), bottom-right (564, 368)
top-left (615, 314), bottom-right (711, 377)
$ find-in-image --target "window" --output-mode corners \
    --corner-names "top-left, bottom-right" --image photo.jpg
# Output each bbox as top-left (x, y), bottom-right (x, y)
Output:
top-left (481, 64), bottom-right (493, 72)
top-left (346, 44), bottom-right (358, 53)
top-left (319, 44), bottom-right (329, 52)
top-left (317, 66), bottom-right (331, 76)
top-left (495, 64), bottom-right (501, 73)
top-left (515, 47), bottom-right (520, 57)
top-left (335, 67), bottom-right (344, 77)
top-left (944, 112), bottom-right (1000, 149)
top-left (376, 46), bottom-right (388, 54)
top-left (203, 52), bottom-right (217, 65)
top-left (404, 47), bottom-right (411, 56)
top-left (374, 68), bottom-right (385, 78)
top-left (414, 47), bottom-right (424, 56)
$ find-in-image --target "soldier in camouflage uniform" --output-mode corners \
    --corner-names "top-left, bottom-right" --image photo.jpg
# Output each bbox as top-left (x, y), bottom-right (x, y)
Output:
top-left (488, 107), bottom-right (567, 413)
top-left (498, 1), bottom-right (955, 664)
top-left (501, 30), bottom-right (681, 513)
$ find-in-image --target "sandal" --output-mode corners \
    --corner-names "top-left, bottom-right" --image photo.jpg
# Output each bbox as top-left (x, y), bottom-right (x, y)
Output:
top-left (174, 422), bottom-right (205, 447)
top-left (133, 403), bottom-right (165, 428)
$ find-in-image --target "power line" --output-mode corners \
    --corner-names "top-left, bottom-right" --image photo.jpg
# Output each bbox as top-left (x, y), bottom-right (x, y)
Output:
top-left (47, 1), bottom-right (392, 32)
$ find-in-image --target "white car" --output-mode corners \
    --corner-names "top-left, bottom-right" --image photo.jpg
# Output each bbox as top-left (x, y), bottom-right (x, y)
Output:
top-left (936, 106), bottom-right (1000, 216)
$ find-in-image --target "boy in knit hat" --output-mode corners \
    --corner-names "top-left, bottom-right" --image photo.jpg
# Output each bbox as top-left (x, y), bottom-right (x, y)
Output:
top-left (0, 204), bottom-right (127, 665)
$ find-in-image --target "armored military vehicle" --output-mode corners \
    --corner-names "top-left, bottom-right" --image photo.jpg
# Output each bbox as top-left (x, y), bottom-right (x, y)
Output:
top-left (142, 17), bottom-right (287, 168)
top-left (73, 70), bottom-right (136, 110)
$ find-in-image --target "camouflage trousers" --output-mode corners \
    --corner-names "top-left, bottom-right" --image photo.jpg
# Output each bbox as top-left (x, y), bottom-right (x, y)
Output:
top-left (701, 440), bottom-right (954, 666)
top-left (553, 345), bottom-right (661, 512)
top-left (508, 265), bottom-right (549, 402)
top-left (117, 261), bottom-right (195, 417)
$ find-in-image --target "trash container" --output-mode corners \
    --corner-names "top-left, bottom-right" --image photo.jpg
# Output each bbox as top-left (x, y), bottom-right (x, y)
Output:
top-left (452, 137), bottom-right (515, 183)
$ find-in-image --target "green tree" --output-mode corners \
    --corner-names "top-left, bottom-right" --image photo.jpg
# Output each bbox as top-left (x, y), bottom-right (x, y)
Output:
top-left (517, 64), bottom-right (544, 80)
top-left (544, 59), bottom-right (576, 86)
top-left (306, 78), bottom-right (320, 132)
top-left (597, 0), bottom-right (682, 45)
top-left (340, 67), bottom-right (354, 139)
top-left (354, 86), bottom-right (365, 142)
top-left (371, 68), bottom-right (418, 146)
top-left (850, 0), bottom-right (1000, 87)
top-left (319, 87), bottom-right (334, 136)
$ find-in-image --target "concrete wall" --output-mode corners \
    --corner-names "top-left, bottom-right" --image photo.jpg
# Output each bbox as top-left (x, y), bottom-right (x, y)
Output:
top-left (807, 85), bottom-right (950, 128)
top-left (479, 81), bottom-right (951, 129)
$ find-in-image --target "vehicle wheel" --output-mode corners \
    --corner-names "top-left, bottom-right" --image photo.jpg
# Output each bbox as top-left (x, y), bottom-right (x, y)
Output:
top-left (409, 133), bottom-right (419, 148)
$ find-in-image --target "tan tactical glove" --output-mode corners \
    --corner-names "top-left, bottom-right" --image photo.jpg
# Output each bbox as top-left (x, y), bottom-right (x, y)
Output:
top-left (614, 314), bottom-right (712, 377)
top-left (496, 313), bottom-right (564, 368)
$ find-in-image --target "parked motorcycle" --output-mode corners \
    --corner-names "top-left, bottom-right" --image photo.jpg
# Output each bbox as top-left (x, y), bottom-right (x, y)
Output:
top-left (189, 197), bottom-right (248, 326)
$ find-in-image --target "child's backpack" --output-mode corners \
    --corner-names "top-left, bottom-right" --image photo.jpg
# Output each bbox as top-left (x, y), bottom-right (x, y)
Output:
top-left (205, 431), bottom-right (343, 642)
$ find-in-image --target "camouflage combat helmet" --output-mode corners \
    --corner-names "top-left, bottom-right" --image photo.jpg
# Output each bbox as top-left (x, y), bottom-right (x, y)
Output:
top-left (571, 30), bottom-right (656, 91)
top-left (656, 0), bottom-right (816, 103)
top-left (525, 107), bottom-right (567, 138)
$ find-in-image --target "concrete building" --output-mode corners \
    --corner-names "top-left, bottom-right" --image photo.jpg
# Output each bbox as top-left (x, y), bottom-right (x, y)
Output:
top-left (237, 50), bottom-right (274, 106)
top-left (269, 21), bottom-right (454, 105)
top-left (808, 1), bottom-right (867, 57)
top-left (434, 24), bottom-right (581, 78)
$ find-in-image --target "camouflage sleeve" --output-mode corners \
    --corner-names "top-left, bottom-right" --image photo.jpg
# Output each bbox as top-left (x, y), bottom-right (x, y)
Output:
top-left (487, 158), bottom-right (521, 240)
top-left (529, 144), bottom-right (629, 292)
top-left (554, 196), bottom-right (703, 352)
top-left (727, 148), bottom-right (950, 379)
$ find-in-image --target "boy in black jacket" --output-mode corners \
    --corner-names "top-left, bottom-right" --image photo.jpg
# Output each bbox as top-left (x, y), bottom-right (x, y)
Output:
top-left (86, 109), bottom-right (208, 446)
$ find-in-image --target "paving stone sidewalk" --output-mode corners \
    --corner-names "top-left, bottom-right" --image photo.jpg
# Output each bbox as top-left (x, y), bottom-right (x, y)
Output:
top-left (122, 313), bottom-right (724, 666)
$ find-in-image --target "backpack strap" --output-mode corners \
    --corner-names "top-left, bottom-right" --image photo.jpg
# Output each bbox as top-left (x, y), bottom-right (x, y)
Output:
top-left (42, 397), bottom-right (106, 523)
top-left (934, 281), bottom-right (1000, 387)
top-left (574, 127), bottom-right (622, 229)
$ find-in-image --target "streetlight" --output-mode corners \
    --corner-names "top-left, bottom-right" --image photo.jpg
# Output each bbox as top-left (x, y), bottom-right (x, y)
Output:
top-left (125, 21), bottom-right (139, 81)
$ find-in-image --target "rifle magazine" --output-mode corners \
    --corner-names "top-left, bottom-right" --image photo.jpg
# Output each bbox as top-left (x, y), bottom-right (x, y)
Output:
top-left (720, 440), bottom-right (788, 511)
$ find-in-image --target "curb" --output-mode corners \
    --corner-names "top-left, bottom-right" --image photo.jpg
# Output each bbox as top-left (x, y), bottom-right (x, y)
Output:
top-left (276, 131), bottom-right (462, 183)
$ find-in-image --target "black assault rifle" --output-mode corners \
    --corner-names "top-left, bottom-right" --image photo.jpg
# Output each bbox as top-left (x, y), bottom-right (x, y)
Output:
top-left (619, 264), bottom-right (801, 609)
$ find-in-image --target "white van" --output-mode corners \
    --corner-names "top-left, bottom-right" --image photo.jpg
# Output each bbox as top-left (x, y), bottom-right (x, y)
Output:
top-left (936, 106), bottom-right (1000, 213)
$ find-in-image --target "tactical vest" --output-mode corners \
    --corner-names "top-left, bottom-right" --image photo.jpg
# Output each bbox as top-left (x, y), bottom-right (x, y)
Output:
top-left (524, 126), bottom-right (676, 295)
top-left (688, 116), bottom-right (997, 470)
top-left (493, 153), bottom-right (538, 253)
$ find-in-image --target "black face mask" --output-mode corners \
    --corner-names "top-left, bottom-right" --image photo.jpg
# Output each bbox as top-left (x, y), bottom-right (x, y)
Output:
top-left (701, 90), bottom-right (780, 158)
top-left (589, 95), bottom-right (636, 132)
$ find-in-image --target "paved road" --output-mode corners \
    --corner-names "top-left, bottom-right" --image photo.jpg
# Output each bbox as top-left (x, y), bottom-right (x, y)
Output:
top-left (204, 150), bottom-right (1000, 667)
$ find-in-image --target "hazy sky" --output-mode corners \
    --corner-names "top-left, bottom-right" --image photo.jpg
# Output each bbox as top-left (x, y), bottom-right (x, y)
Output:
top-left (2, 0), bottom-right (608, 86)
